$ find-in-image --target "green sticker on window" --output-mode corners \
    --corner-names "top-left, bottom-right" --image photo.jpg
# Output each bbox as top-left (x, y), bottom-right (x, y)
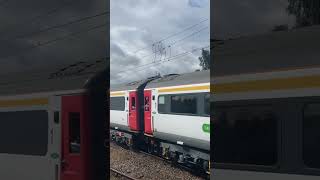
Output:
top-left (51, 153), bottom-right (59, 159)
top-left (202, 123), bottom-right (210, 133)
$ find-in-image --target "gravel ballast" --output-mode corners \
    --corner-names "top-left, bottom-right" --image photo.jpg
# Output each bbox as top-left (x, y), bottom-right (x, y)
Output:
top-left (110, 142), bottom-right (204, 180)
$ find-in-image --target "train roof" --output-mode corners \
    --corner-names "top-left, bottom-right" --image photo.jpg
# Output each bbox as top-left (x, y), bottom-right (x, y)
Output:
top-left (110, 75), bottom-right (160, 91)
top-left (213, 25), bottom-right (320, 77)
top-left (145, 70), bottom-right (209, 89)
top-left (0, 59), bottom-right (107, 96)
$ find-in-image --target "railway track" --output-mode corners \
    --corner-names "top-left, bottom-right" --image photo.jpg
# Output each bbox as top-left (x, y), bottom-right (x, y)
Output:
top-left (110, 168), bottom-right (138, 180)
top-left (111, 141), bottom-right (208, 179)
top-left (138, 150), bottom-right (209, 179)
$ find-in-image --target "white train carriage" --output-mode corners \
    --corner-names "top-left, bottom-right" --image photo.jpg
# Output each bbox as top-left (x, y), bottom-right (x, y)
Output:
top-left (0, 60), bottom-right (107, 180)
top-left (212, 25), bottom-right (320, 179)
top-left (144, 71), bottom-right (210, 172)
top-left (144, 72), bottom-right (210, 146)
top-left (110, 71), bottom-right (210, 174)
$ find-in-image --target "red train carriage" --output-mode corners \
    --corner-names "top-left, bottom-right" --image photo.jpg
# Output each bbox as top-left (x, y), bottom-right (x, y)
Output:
top-left (0, 60), bottom-right (108, 180)
top-left (110, 76), bottom-right (159, 147)
top-left (110, 71), bottom-right (210, 175)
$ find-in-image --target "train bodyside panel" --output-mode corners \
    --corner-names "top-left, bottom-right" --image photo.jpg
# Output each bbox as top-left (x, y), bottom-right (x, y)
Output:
top-left (142, 83), bottom-right (210, 174)
top-left (0, 92), bottom-right (97, 180)
top-left (110, 91), bottom-right (129, 131)
top-left (0, 95), bottom-right (58, 180)
top-left (213, 68), bottom-right (320, 177)
top-left (150, 84), bottom-right (210, 151)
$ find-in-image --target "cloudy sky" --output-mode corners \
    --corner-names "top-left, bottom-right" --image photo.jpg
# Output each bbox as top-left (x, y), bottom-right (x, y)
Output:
top-left (0, 0), bottom-right (108, 75)
top-left (110, 0), bottom-right (210, 85)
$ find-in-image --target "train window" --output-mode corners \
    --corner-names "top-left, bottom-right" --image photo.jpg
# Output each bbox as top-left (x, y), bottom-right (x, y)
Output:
top-left (204, 93), bottom-right (210, 115)
top-left (69, 112), bottom-right (80, 154)
top-left (131, 97), bottom-right (136, 110)
top-left (144, 96), bottom-right (150, 111)
top-left (213, 106), bottom-right (277, 166)
top-left (110, 96), bottom-right (125, 111)
top-left (54, 111), bottom-right (60, 124)
top-left (171, 94), bottom-right (197, 115)
top-left (158, 95), bottom-right (166, 113)
top-left (303, 103), bottom-right (320, 168)
top-left (0, 110), bottom-right (48, 156)
top-left (159, 96), bottom-right (165, 104)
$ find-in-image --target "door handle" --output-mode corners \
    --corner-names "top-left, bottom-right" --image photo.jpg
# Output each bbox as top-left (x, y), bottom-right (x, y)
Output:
top-left (61, 159), bottom-right (68, 170)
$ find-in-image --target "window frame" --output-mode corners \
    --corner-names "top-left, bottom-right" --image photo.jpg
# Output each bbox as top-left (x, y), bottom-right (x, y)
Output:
top-left (110, 96), bottom-right (126, 111)
top-left (0, 110), bottom-right (49, 156)
top-left (69, 112), bottom-right (81, 154)
top-left (157, 92), bottom-right (209, 117)
top-left (213, 101), bottom-right (281, 172)
top-left (302, 103), bottom-right (320, 169)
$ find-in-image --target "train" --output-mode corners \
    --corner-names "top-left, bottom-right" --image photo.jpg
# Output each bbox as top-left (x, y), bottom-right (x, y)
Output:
top-left (212, 25), bottom-right (320, 179)
top-left (0, 60), bottom-right (108, 180)
top-left (110, 70), bottom-right (210, 174)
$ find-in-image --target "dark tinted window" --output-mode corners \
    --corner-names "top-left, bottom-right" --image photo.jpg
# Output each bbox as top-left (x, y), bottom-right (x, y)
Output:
top-left (213, 106), bottom-right (277, 165)
top-left (204, 93), bottom-right (210, 115)
top-left (171, 94), bottom-right (197, 114)
top-left (303, 103), bottom-right (320, 168)
top-left (158, 95), bottom-right (167, 113)
top-left (54, 111), bottom-right (60, 124)
top-left (144, 96), bottom-right (150, 111)
top-left (131, 97), bottom-right (136, 110)
top-left (158, 93), bottom-right (210, 116)
top-left (0, 110), bottom-right (48, 156)
top-left (69, 113), bottom-right (80, 154)
top-left (110, 96), bottom-right (125, 111)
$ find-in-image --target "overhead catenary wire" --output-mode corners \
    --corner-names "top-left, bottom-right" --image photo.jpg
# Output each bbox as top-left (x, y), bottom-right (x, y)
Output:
top-left (115, 45), bottom-right (210, 75)
top-left (130, 18), bottom-right (209, 54)
top-left (119, 47), bottom-right (209, 78)
top-left (139, 26), bottom-right (209, 60)
top-left (0, 0), bottom-right (77, 36)
top-left (0, 56), bottom-right (108, 86)
top-left (0, 22), bottom-right (107, 60)
top-left (2, 11), bottom-right (109, 41)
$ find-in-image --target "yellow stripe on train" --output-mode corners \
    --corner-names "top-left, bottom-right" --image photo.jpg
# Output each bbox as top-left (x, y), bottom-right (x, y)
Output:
top-left (158, 85), bottom-right (210, 93)
top-left (213, 75), bottom-right (320, 94)
top-left (0, 98), bottom-right (48, 108)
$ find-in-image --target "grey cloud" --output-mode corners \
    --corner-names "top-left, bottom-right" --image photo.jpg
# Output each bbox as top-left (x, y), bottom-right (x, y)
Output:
top-left (111, 0), bottom-right (209, 85)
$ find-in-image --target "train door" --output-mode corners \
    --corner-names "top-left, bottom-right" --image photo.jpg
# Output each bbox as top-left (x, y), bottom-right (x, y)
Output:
top-left (144, 90), bottom-right (152, 135)
top-left (61, 95), bottom-right (89, 180)
top-left (128, 91), bottom-right (138, 131)
top-left (151, 89), bottom-right (157, 132)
